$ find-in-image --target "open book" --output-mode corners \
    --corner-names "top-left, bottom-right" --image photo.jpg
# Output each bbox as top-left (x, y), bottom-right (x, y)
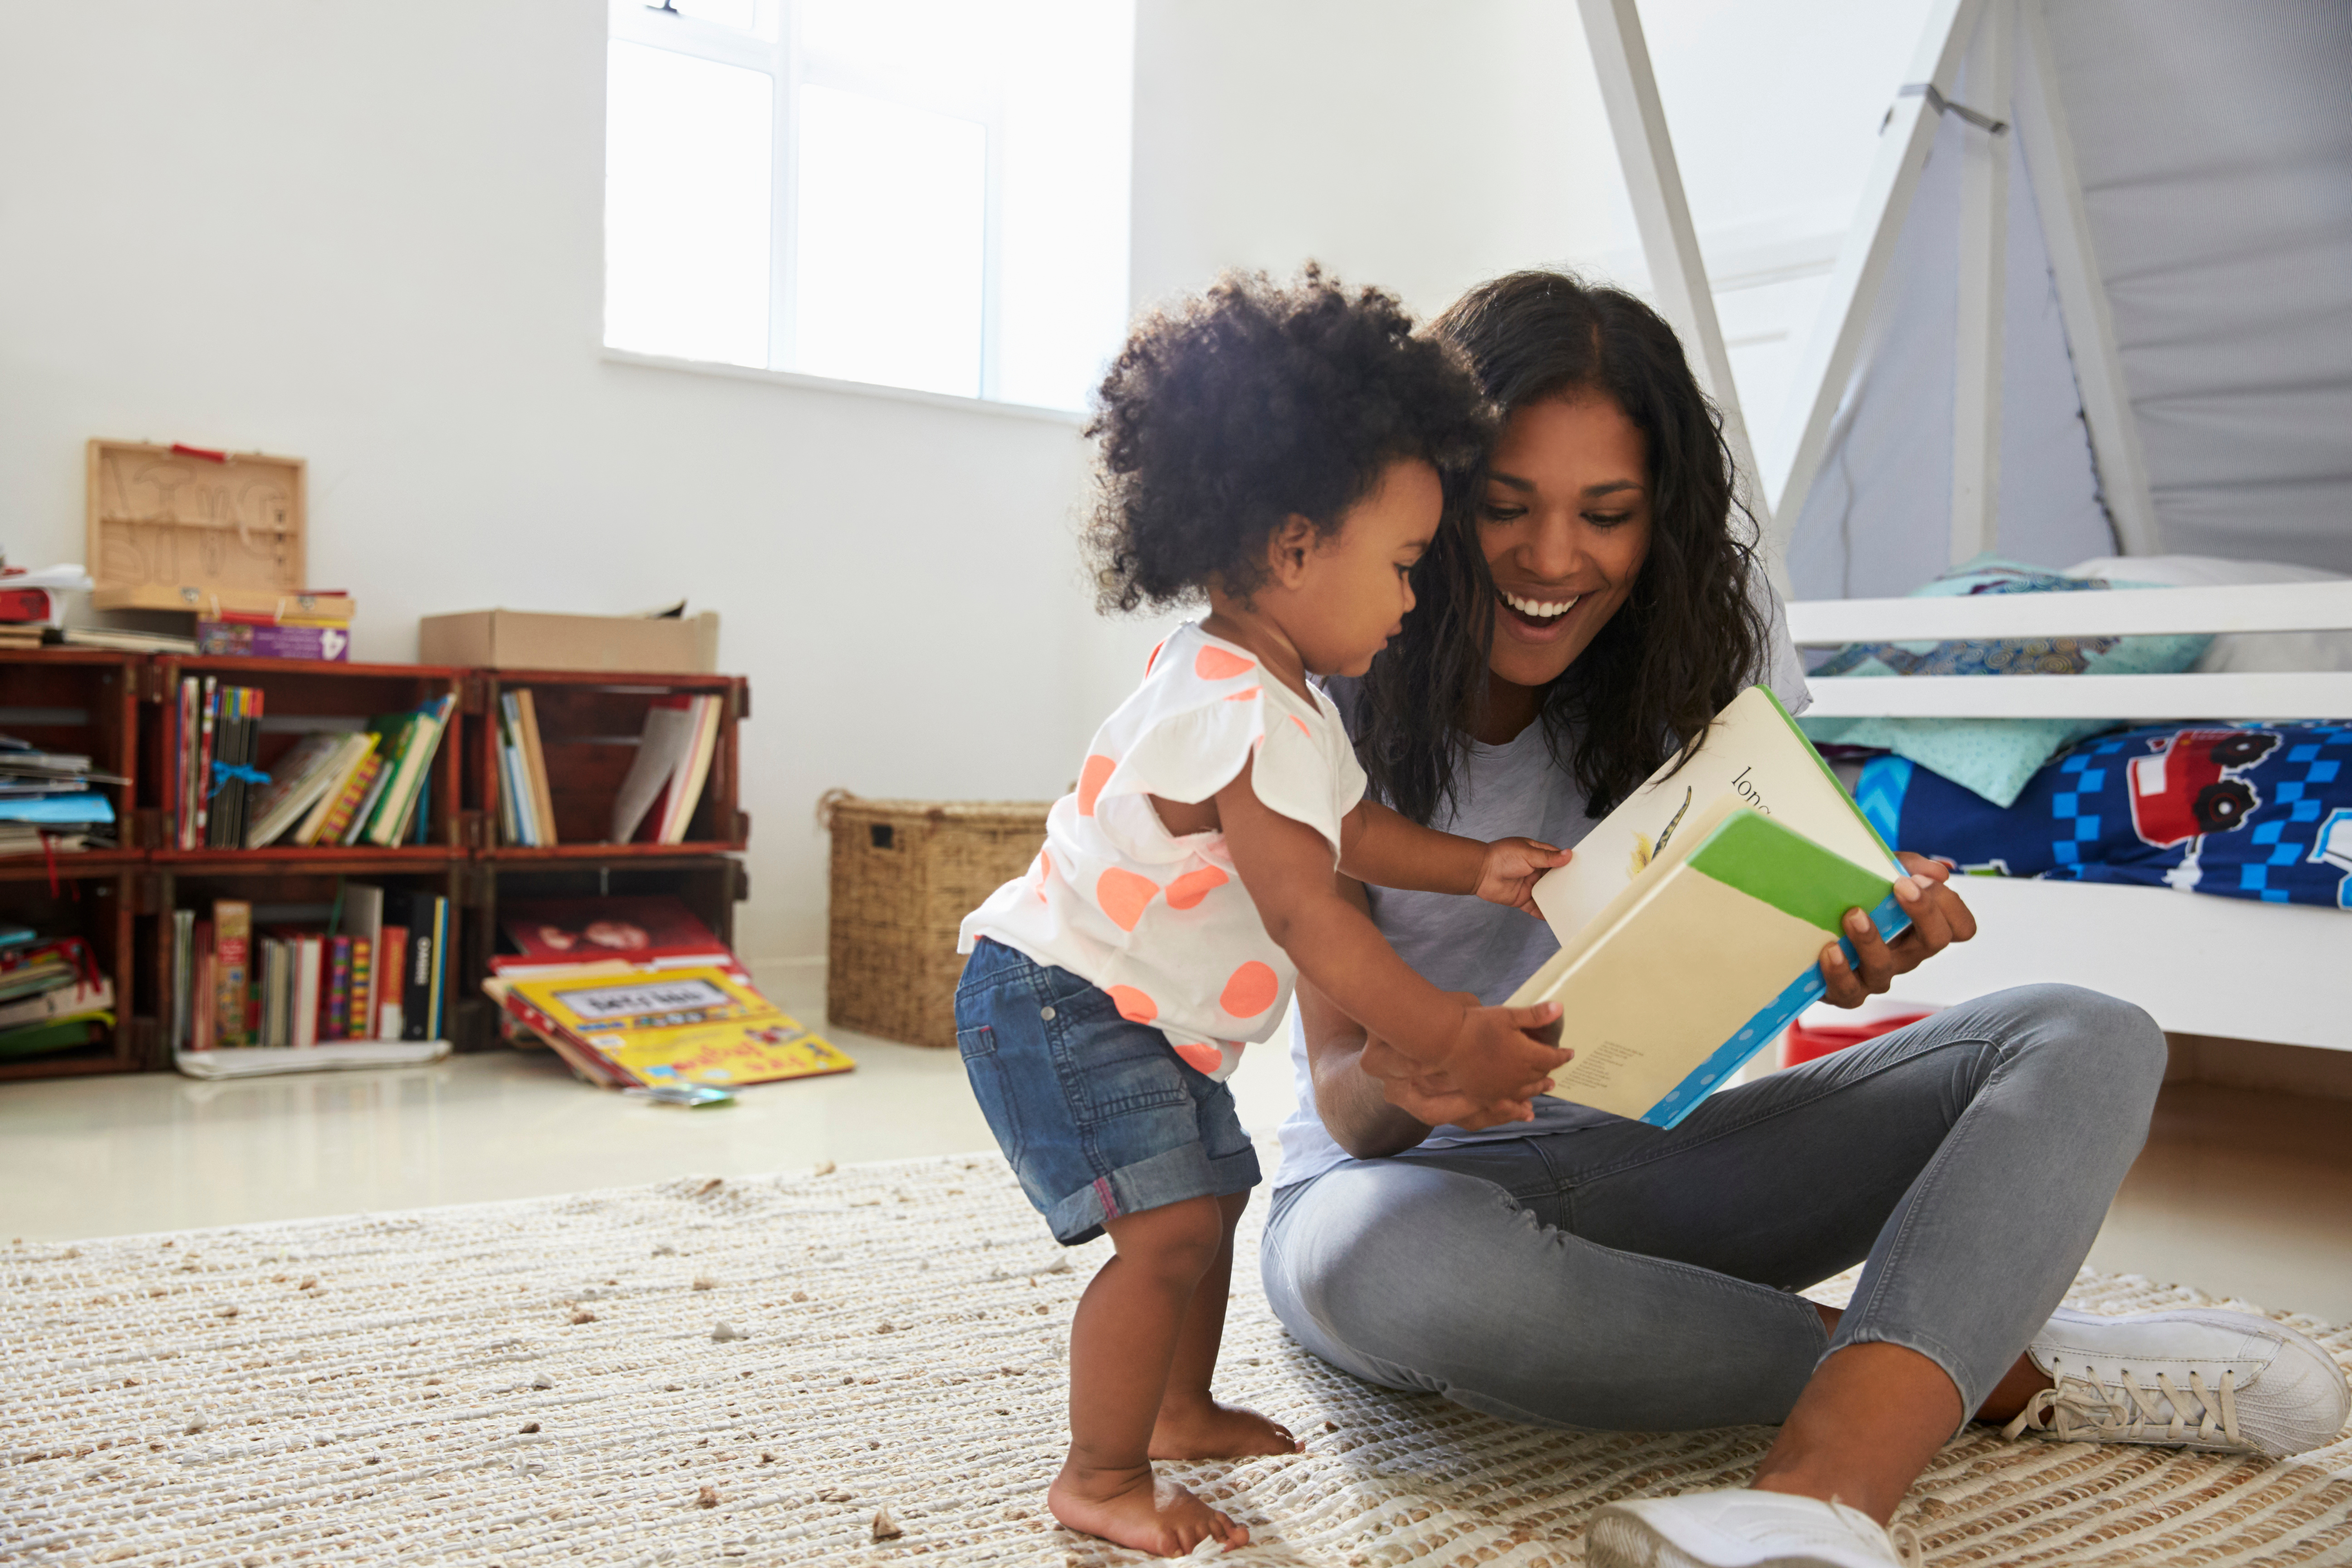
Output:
top-left (1506, 685), bottom-right (1911, 1128)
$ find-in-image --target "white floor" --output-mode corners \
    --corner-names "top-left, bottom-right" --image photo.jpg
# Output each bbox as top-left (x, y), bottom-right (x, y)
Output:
top-left (6, 962), bottom-right (2349, 1327)
top-left (0, 961), bottom-right (1298, 1241)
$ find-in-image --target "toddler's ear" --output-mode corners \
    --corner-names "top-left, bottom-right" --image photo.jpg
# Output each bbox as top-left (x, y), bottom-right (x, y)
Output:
top-left (1267, 514), bottom-right (1319, 587)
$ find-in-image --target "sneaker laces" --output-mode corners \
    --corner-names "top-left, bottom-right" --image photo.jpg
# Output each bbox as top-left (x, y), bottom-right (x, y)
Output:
top-left (2001, 1364), bottom-right (2241, 1446)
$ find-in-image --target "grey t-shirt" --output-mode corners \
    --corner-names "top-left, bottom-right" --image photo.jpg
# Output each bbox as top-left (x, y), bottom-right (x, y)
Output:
top-left (1273, 598), bottom-right (1811, 1188)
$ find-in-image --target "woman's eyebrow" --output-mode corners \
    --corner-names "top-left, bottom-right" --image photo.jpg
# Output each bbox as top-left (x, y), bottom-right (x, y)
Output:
top-left (1582, 480), bottom-right (1642, 499)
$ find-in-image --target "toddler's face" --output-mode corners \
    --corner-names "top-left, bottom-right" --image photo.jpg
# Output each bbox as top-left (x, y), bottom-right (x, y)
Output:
top-left (1288, 458), bottom-right (1443, 678)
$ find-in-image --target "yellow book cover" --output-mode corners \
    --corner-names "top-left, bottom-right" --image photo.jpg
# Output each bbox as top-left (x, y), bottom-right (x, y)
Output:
top-left (505, 965), bottom-right (856, 1088)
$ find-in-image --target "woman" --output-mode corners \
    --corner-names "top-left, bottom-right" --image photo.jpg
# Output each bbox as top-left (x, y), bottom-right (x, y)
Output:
top-left (1260, 271), bottom-right (2347, 1568)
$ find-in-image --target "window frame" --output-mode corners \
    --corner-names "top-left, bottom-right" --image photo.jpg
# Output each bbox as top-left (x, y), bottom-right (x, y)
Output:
top-left (604, 0), bottom-right (1014, 402)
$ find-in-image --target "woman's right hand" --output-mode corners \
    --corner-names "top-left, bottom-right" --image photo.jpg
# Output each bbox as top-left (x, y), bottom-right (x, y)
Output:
top-left (1360, 1000), bottom-right (1571, 1130)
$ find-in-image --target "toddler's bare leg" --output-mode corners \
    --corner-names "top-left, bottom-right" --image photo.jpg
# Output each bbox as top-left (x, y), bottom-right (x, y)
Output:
top-left (1151, 1190), bottom-right (1301, 1460)
top-left (1051, 1196), bottom-right (1251, 1555)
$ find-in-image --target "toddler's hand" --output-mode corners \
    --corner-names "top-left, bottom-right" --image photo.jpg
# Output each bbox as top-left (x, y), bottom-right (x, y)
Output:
top-left (1395, 999), bottom-right (1570, 1119)
top-left (1475, 838), bottom-right (1571, 916)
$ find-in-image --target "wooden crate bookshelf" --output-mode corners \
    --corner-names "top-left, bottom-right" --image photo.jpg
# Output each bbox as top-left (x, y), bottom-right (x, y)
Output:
top-left (0, 650), bottom-right (147, 1078)
top-left (0, 870), bottom-right (143, 1080)
top-left (469, 670), bottom-right (748, 857)
top-left (144, 656), bottom-right (471, 860)
top-left (0, 652), bottom-right (747, 1079)
top-left (152, 862), bottom-right (464, 1058)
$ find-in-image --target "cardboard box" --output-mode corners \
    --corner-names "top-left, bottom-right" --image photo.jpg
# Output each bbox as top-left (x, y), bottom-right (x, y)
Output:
top-left (418, 609), bottom-right (719, 674)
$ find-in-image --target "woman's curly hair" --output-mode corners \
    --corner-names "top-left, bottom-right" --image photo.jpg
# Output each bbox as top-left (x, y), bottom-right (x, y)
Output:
top-left (1352, 269), bottom-right (1771, 822)
top-left (1083, 266), bottom-right (1494, 613)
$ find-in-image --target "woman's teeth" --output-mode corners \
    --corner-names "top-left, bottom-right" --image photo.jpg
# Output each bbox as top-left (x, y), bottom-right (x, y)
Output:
top-left (1502, 591), bottom-right (1579, 620)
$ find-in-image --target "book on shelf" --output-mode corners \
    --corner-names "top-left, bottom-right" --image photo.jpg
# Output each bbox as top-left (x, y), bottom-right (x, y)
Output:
top-left (301, 746), bottom-right (381, 845)
top-left (244, 731), bottom-right (359, 848)
top-left (0, 586), bottom-right (65, 627)
top-left (611, 693), bottom-right (721, 844)
top-left (50, 626), bottom-right (197, 654)
top-left (361, 695), bottom-right (454, 847)
top-left (0, 732), bottom-right (122, 855)
top-left (400, 889), bottom-right (449, 1041)
top-left (214, 899), bottom-right (253, 1047)
top-left (195, 622), bottom-right (351, 661)
top-left (0, 936), bottom-right (114, 1060)
top-left (376, 925), bottom-right (408, 1040)
top-left (1507, 686), bottom-right (1911, 1128)
top-left (170, 909), bottom-right (195, 1053)
top-left (496, 690), bottom-right (559, 846)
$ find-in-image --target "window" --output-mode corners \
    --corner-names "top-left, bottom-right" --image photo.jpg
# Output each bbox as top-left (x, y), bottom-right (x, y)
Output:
top-left (603, 0), bottom-right (1135, 412)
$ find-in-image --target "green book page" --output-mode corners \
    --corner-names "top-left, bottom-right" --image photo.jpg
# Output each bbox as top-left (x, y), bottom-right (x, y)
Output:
top-left (1682, 809), bottom-right (1898, 934)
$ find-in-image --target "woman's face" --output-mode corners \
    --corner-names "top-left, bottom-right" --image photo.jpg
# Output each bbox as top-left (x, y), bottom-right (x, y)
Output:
top-left (1477, 392), bottom-right (1652, 692)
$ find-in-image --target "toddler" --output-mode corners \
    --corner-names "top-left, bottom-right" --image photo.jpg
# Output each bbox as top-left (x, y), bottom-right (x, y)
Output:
top-left (956, 269), bottom-right (1571, 1556)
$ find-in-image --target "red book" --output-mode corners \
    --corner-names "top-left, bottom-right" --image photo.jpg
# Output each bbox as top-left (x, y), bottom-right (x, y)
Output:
top-left (0, 587), bottom-right (56, 624)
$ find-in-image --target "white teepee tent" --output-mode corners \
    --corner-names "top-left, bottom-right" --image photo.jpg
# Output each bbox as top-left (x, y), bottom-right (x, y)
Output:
top-left (1583, 0), bottom-right (2352, 600)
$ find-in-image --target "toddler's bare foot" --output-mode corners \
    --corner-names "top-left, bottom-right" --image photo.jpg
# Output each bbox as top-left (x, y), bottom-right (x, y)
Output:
top-left (1049, 1460), bottom-right (1248, 1557)
top-left (1151, 1398), bottom-right (1302, 1460)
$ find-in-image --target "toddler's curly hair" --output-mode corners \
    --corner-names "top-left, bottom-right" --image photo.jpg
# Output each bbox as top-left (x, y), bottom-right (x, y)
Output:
top-left (1083, 266), bottom-right (1494, 613)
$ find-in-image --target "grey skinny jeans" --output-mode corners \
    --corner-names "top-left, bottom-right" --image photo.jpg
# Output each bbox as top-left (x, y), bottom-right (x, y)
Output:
top-left (1260, 984), bottom-right (2166, 1430)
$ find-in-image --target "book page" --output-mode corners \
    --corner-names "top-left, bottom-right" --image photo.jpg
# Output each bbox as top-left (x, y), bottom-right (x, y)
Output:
top-left (1533, 685), bottom-right (1898, 947)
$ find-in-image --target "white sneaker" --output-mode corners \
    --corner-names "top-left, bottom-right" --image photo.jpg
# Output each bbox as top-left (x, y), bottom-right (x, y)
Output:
top-left (1587, 1489), bottom-right (1919, 1568)
top-left (2004, 1306), bottom-right (2350, 1457)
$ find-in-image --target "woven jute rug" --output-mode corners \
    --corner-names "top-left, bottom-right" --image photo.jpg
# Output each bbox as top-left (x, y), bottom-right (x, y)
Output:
top-left (7, 1150), bottom-right (2350, 1567)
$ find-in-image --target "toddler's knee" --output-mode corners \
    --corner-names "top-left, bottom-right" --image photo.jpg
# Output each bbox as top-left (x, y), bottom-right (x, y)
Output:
top-left (1110, 1195), bottom-right (1227, 1283)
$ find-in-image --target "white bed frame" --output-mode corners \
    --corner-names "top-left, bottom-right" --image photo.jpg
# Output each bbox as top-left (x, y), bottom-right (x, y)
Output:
top-left (1789, 585), bottom-right (2352, 1054)
top-left (1575, 0), bottom-right (2352, 1054)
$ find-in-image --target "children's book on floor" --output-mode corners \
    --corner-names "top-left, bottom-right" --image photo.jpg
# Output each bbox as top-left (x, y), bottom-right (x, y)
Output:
top-left (169, 886), bottom-right (450, 1053)
top-left (1509, 685), bottom-right (1912, 1127)
top-left (486, 896), bottom-right (852, 1091)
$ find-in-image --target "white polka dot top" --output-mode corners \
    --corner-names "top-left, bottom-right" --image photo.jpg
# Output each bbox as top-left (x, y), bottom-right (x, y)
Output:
top-left (959, 621), bottom-right (1369, 1081)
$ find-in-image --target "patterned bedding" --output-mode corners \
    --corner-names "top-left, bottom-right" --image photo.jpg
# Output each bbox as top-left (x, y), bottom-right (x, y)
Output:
top-left (1856, 722), bottom-right (2352, 911)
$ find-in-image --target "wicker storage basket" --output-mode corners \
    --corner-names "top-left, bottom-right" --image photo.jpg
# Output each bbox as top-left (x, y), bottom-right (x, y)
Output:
top-left (823, 794), bottom-right (1052, 1049)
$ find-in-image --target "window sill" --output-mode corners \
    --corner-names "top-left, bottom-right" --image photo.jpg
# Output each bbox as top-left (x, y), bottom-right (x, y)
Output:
top-left (601, 348), bottom-right (1086, 427)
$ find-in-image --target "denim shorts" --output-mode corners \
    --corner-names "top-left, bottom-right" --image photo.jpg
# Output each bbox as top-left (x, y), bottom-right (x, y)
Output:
top-left (955, 938), bottom-right (1261, 1245)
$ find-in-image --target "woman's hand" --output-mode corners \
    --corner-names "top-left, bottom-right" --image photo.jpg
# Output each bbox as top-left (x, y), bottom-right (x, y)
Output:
top-left (1818, 854), bottom-right (1978, 1007)
top-left (1474, 838), bottom-right (1571, 916)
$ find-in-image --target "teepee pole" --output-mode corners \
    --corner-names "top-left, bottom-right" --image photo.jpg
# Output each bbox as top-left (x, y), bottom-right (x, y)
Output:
top-left (1951, 0), bottom-right (2013, 566)
top-left (2014, 0), bottom-right (2160, 555)
top-left (1574, 0), bottom-right (1777, 587)
top-left (1773, 0), bottom-right (1980, 536)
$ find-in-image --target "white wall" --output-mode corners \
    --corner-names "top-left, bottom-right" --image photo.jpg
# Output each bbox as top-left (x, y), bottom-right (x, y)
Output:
top-left (0, 1), bottom-right (1959, 969)
top-left (0, 1), bottom-right (1109, 965)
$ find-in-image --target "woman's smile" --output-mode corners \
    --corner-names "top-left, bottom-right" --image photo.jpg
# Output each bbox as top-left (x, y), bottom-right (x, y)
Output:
top-left (1496, 588), bottom-right (1588, 642)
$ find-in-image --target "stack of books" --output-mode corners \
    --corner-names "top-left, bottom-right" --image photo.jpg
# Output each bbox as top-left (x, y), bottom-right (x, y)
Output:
top-left (169, 885), bottom-right (451, 1051)
top-left (494, 689), bottom-right (559, 846)
top-left (485, 896), bottom-right (852, 1091)
top-left (0, 733), bottom-right (122, 855)
top-left (0, 563), bottom-right (92, 650)
top-left (610, 693), bottom-right (723, 844)
top-left (196, 593), bottom-right (355, 661)
top-left (0, 930), bottom-right (116, 1059)
top-left (170, 679), bottom-right (454, 849)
